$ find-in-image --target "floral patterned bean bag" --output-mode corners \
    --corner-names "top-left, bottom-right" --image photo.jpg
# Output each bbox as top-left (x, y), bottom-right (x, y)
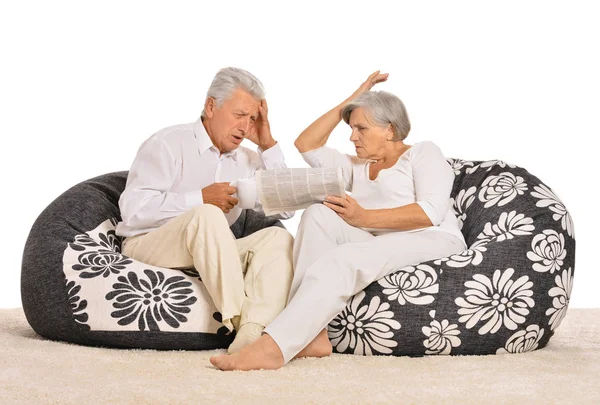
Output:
top-left (328, 158), bottom-right (575, 356)
top-left (21, 172), bottom-right (284, 349)
top-left (21, 160), bottom-right (575, 356)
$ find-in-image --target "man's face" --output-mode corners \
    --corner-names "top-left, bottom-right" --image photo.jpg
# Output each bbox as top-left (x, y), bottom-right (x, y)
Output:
top-left (205, 89), bottom-right (260, 153)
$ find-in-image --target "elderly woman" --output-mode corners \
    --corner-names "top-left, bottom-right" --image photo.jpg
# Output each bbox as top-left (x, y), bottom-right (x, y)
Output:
top-left (211, 71), bottom-right (467, 370)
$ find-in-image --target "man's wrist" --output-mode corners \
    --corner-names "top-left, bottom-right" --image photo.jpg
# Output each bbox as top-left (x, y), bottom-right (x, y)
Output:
top-left (259, 138), bottom-right (277, 150)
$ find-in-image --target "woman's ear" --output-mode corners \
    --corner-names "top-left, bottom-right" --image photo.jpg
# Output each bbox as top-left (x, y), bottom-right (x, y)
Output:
top-left (204, 97), bottom-right (216, 119)
top-left (386, 124), bottom-right (395, 141)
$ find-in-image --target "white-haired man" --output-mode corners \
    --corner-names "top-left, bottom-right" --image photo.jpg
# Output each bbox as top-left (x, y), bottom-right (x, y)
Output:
top-left (116, 67), bottom-right (294, 353)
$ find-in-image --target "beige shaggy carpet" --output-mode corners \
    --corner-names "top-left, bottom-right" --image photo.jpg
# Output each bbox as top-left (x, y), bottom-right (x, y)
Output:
top-left (1, 308), bottom-right (599, 405)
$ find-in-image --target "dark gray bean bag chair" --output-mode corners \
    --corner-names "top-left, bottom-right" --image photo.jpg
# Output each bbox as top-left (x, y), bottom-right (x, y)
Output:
top-left (22, 159), bottom-right (575, 356)
top-left (328, 158), bottom-right (575, 356)
top-left (21, 171), bottom-right (284, 350)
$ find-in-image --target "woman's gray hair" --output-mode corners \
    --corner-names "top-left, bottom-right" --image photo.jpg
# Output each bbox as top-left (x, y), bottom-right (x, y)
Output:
top-left (341, 91), bottom-right (411, 141)
top-left (201, 67), bottom-right (265, 118)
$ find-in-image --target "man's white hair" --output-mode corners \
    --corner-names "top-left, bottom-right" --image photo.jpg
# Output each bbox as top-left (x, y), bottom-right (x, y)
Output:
top-left (342, 91), bottom-right (411, 141)
top-left (201, 67), bottom-right (265, 118)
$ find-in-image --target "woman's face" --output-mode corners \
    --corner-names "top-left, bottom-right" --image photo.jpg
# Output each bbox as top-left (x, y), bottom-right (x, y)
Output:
top-left (348, 107), bottom-right (393, 160)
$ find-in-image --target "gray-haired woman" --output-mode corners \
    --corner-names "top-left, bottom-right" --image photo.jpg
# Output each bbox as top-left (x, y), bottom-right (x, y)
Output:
top-left (211, 71), bottom-right (467, 370)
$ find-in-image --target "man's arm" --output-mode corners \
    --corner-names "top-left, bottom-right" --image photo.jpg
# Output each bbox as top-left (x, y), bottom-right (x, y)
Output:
top-left (118, 138), bottom-right (204, 231)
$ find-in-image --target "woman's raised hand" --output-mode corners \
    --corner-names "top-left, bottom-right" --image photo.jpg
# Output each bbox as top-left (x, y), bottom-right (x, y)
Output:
top-left (351, 70), bottom-right (389, 99)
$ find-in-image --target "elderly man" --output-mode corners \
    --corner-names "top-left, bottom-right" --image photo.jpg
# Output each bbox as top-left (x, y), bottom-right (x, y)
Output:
top-left (116, 67), bottom-right (294, 353)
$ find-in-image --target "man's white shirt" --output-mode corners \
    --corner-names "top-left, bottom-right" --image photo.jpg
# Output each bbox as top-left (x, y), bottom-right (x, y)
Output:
top-left (116, 119), bottom-right (293, 237)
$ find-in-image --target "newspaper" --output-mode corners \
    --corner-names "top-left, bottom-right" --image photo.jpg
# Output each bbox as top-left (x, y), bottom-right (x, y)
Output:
top-left (255, 167), bottom-right (346, 216)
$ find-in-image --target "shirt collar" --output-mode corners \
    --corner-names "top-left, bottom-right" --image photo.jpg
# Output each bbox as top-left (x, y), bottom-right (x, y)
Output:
top-left (193, 118), bottom-right (239, 161)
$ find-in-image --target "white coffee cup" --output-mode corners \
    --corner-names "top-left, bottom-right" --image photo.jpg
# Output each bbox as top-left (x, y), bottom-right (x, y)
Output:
top-left (229, 179), bottom-right (258, 209)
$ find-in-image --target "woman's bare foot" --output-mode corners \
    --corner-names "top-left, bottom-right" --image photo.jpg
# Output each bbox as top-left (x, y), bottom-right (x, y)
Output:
top-left (294, 329), bottom-right (332, 359)
top-left (210, 333), bottom-right (284, 371)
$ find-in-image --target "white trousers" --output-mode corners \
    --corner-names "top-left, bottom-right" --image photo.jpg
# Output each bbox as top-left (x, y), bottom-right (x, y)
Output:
top-left (265, 204), bottom-right (467, 364)
top-left (122, 204), bottom-right (294, 332)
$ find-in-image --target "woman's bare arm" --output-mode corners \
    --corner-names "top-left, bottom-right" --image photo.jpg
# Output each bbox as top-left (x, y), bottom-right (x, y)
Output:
top-left (294, 70), bottom-right (389, 153)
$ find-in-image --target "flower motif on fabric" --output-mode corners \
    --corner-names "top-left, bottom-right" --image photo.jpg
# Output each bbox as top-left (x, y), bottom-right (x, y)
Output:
top-left (496, 325), bottom-right (544, 354)
top-left (422, 318), bottom-right (461, 355)
top-left (466, 160), bottom-right (517, 175)
top-left (455, 268), bottom-right (534, 335)
top-left (531, 184), bottom-right (575, 239)
top-left (66, 279), bottom-right (90, 331)
top-left (212, 312), bottom-right (232, 336)
top-left (477, 211), bottom-right (535, 242)
top-left (180, 268), bottom-right (202, 280)
top-left (526, 230), bottom-right (566, 274)
top-left (378, 264), bottom-right (438, 305)
top-left (105, 269), bottom-right (197, 331)
top-left (478, 172), bottom-right (527, 208)
top-left (546, 267), bottom-right (573, 331)
top-left (435, 239), bottom-right (489, 268)
top-left (69, 230), bottom-right (123, 253)
top-left (328, 291), bottom-right (401, 355)
top-left (452, 186), bottom-right (477, 230)
top-left (446, 158), bottom-right (475, 176)
top-left (72, 250), bottom-right (132, 278)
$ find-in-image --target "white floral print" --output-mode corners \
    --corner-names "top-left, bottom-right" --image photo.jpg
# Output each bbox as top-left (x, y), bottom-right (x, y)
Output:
top-left (455, 268), bottom-right (534, 335)
top-left (477, 211), bottom-right (535, 241)
top-left (447, 158), bottom-right (475, 176)
top-left (478, 172), bottom-right (528, 208)
top-left (452, 186), bottom-right (477, 230)
top-left (328, 291), bottom-right (401, 355)
top-left (546, 267), bottom-right (573, 331)
top-left (435, 239), bottom-right (489, 268)
top-left (526, 230), bottom-right (566, 273)
top-left (497, 325), bottom-right (544, 354)
top-left (378, 265), bottom-right (438, 305)
top-left (422, 319), bottom-right (461, 355)
top-left (466, 160), bottom-right (517, 174)
top-left (531, 184), bottom-right (575, 238)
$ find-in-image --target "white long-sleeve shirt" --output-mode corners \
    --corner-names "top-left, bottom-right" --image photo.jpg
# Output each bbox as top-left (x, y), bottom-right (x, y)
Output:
top-left (301, 141), bottom-right (465, 241)
top-left (116, 119), bottom-right (293, 237)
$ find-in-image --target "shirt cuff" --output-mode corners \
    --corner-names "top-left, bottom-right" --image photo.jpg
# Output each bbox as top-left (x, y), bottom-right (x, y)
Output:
top-left (258, 142), bottom-right (285, 169)
top-left (183, 190), bottom-right (204, 209)
top-left (416, 200), bottom-right (439, 227)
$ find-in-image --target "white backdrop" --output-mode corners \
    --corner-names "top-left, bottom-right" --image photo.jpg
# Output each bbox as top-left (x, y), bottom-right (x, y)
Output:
top-left (1, 1), bottom-right (598, 308)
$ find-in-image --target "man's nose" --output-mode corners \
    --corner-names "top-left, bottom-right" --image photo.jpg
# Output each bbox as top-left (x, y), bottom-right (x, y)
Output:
top-left (238, 117), bottom-right (251, 135)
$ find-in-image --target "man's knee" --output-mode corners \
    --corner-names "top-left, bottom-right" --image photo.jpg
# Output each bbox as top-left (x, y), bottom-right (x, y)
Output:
top-left (187, 204), bottom-right (227, 225)
top-left (262, 226), bottom-right (294, 249)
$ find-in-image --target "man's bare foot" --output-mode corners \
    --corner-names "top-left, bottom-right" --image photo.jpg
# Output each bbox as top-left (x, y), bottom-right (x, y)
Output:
top-left (210, 333), bottom-right (284, 371)
top-left (294, 329), bottom-right (333, 359)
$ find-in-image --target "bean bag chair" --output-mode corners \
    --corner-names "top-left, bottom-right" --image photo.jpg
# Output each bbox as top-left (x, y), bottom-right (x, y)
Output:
top-left (21, 171), bottom-right (284, 349)
top-left (327, 158), bottom-right (575, 356)
top-left (21, 159), bottom-right (575, 356)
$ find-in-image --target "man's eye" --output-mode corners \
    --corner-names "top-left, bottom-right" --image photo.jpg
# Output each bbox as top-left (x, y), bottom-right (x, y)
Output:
top-left (251, 117), bottom-right (257, 122)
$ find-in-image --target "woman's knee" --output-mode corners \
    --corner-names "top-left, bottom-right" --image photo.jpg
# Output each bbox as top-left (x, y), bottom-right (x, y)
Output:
top-left (302, 203), bottom-right (338, 223)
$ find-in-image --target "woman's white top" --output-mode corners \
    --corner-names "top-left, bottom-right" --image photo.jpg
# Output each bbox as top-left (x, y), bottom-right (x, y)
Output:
top-left (301, 141), bottom-right (465, 241)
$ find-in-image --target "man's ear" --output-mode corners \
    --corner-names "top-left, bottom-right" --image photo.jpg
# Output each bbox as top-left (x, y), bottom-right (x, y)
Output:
top-left (204, 97), bottom-right (216, 118)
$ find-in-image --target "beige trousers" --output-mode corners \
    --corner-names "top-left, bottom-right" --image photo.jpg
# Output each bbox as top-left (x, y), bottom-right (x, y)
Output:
top-left (121, 204), bottom-right (294, 332)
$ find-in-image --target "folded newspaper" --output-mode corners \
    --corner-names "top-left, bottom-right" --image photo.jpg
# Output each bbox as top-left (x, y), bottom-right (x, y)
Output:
top-left (255, 167), bottom-right (346, 216)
